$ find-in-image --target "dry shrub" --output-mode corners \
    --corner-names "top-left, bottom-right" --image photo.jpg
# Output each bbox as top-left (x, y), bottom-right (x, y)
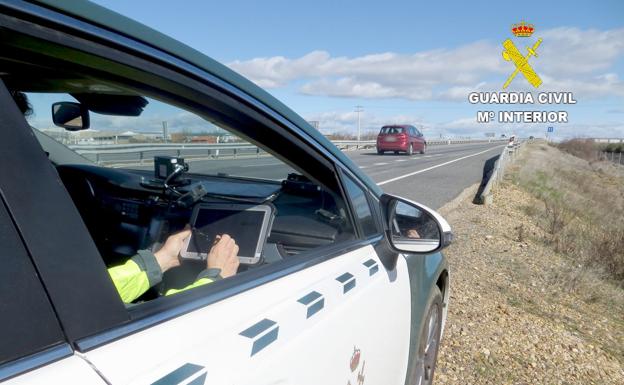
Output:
top-left (557, 139), bottom-right (598, 161)
top-left (593, 226), bottom-right (624, 281)
top-left (526, 171), bottom-right (573, 245)
top-left (521, 204), bottom-right (539, 218)
top-left (514, 144), bottom-right (624, 286)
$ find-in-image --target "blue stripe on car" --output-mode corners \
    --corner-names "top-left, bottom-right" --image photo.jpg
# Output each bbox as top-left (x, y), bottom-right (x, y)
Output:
top-left (336, 272), bottom-right (353, 283)
top-left (239, 319), bottom-right (276, 338)
top-left (363, 259), bottom-right (379, 276)
top-left (306, 298), bottom-right (324, 318)
top-left (297, 291), bottom-right (322, 305)
top-left (240, 319), bottom-right (279, 356)
top-left (363, 259), bottom-right (376, 268)
top-left (250, 327), bottom-right (279, 356)
top-left (298, 291), bottom-right (325, 318)
top-left (187, 373), bottom-right (207, 385)
top-left (336, 273), bottom-right (356, 293)
top-left (151, 363), bottom-right (205, 385)
top-left (343, 279), bottom-right (356, 293)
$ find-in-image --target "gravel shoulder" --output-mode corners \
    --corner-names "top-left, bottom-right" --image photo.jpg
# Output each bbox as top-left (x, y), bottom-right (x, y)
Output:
top-left (434, 151), bottom-right (624, 384)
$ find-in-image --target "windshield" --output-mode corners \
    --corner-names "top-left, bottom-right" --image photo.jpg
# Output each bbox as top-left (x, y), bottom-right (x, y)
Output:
top-left (24, 92), bottom-right (295, 181)
top-left (380, 126), bottom-right (405, 135)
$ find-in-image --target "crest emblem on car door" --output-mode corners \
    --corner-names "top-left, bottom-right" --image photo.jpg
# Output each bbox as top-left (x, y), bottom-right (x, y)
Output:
top-left (347, 347), bottom-right (366, 385)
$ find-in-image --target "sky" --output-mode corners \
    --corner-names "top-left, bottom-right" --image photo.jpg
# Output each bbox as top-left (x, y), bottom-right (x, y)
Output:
top-left (84, 0), bottom-right (624, 140)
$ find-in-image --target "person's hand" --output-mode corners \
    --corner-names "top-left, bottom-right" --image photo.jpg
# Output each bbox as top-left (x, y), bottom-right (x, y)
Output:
top-left (207, 234), bottom-right (239, 278)
top-left (406, 229), bottom-right (421, 239)
top-left (154, 225), bottom-right (191, 272)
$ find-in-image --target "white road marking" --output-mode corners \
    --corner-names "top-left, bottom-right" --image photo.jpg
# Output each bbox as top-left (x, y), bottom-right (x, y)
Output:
top-left (377, 146), bottom-right (504, 186)
top-left (374, 162), bottom-right (389, 166)
top-left (241, 162), bottom-right (283, 168)
top-left (359, 166), bottom-right (369, 169)
top-left (423, 155), bottom-right (432, 158)
top-left (395, 159), bottom-right (408, 162)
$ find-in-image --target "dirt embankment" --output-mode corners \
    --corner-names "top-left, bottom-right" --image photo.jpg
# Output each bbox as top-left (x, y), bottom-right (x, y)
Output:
top-left (435, 143), bottom-right (624, 384)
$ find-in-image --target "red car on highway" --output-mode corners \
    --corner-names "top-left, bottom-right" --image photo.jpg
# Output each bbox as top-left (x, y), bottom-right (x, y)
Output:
top-left (376, 125), bottom-right (427, 155)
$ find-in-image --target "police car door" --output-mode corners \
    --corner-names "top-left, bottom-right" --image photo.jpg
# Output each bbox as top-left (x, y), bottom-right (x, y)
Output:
top-left (76, 178), bottom-right (411, 385)
top-left (235, 171), bottom-right (413, 385)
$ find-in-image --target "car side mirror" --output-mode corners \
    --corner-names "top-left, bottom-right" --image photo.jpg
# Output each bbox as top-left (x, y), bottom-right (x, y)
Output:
top-left (380, 194), bottom-right (453, 254)
top-left (52, 102), bottom-right (90, 131)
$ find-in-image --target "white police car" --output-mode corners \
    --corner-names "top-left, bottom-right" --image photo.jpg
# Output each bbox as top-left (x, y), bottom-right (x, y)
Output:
top-left (0, 1), bottom-right (450, 384)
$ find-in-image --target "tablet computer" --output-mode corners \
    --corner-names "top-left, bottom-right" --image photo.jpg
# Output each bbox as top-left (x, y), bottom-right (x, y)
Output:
top-left (181, 203), bottom-right (274, 264)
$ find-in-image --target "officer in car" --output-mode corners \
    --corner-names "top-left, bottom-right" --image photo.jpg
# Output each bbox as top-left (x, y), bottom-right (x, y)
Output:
top-left (109, 228), bottom-right (240, 303)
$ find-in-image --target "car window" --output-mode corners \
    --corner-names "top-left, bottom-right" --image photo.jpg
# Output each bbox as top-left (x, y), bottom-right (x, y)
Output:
top-left (0, 197), bottom-right (65, 366)
top-left (342, 173), bottom-right (379, 237)
top-left (380, 126), bottom-right (404, 135)
top-left (6, 86), bottom-right (357, 308)
top-left (25, 93), bottom-right (296, 181)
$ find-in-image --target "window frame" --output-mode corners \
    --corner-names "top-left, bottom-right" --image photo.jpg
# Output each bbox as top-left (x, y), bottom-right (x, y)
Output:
top-left (338, 167), bottom-right (383, 239)
top-left (0, 5), bottom-right (386, 352)
top-left (0, 158), bottom-right (71, 381)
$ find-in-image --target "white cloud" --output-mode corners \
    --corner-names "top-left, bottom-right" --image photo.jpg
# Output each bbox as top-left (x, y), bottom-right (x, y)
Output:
top-left (228, 27), bottom-right (624, 101)
top-left (300, 77), bottom-right (434, 100)
top-left (78, 111), bottom-right (222, 133)
top-left (538, 28), bottom-right (624, 77)
top-left (228, 51), bottom-right (332, 88)
top-left (538, 72), bottom-right (624, 97)
top-left (305, 110), bottom-right (430, 135)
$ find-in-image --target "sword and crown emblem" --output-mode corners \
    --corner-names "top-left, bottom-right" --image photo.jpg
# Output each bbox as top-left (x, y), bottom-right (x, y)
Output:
top-left (502, 21), bottom-right (542, 89)
top-left (511, 21), bottom-right (534, 37)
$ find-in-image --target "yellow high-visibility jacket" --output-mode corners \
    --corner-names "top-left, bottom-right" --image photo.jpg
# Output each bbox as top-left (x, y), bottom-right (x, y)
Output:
top-left (108, 250), bottom-right (220, 303)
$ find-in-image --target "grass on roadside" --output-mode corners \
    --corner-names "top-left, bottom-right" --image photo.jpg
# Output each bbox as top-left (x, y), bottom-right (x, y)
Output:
top-left (508, 143), bottom-right (624, 292)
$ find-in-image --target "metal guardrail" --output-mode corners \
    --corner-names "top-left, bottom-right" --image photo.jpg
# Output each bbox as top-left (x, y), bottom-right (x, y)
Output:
top-left (71, 143), bottom-right (265, 165)
top-left (478, 141), bottom-right (522, 205)
top-left (69, 138), bottom-right (512, 165)
top-left (331, 138), bottom-right (509, 150)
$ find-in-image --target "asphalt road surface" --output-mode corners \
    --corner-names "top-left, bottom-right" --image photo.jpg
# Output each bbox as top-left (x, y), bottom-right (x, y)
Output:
top-left (130, 142), bottom-right (504, 209)
top-left (347, 142), bottom-right (504, 208)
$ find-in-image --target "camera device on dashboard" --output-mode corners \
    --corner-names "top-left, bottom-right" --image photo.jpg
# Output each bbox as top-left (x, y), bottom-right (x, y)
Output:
top-left (141, 156), bottom-right (191, 189)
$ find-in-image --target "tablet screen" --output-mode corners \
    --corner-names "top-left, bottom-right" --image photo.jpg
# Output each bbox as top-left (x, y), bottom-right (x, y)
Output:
top-left (188, 208), bottom-right (266, 258)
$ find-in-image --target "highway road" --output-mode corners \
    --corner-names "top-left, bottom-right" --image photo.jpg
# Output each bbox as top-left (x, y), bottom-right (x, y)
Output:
top-left (132, 141), bottom-right (504, 209)
top-left (347, 142), bottom-right (504, 208)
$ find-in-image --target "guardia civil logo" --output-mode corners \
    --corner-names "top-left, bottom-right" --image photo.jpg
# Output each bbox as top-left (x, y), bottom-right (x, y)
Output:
top-left (502, 21), bottom-right (543, 89)
top-left (470, 22), bottom-right (574, 125)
